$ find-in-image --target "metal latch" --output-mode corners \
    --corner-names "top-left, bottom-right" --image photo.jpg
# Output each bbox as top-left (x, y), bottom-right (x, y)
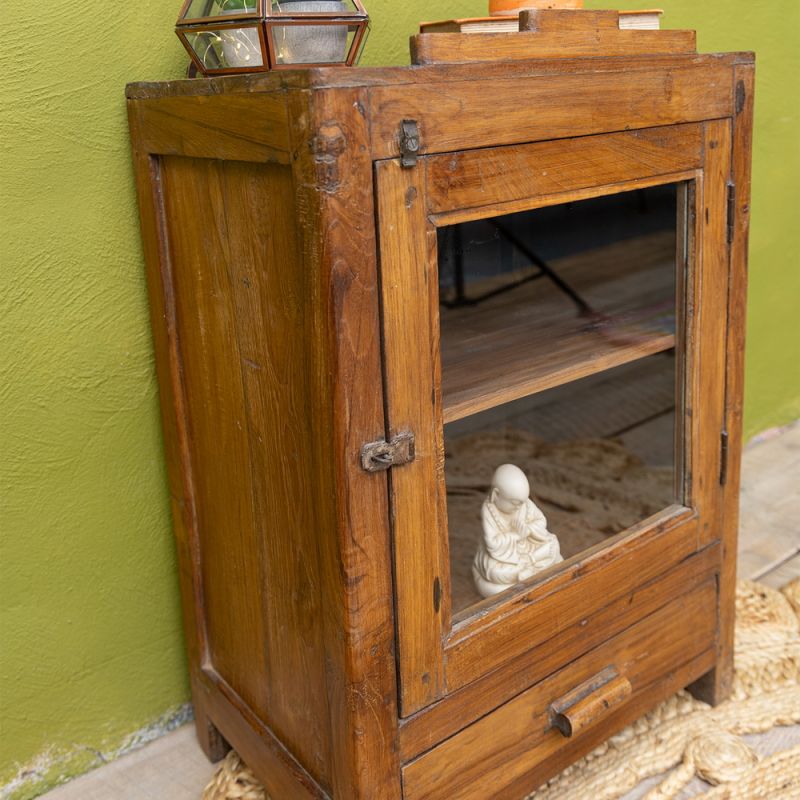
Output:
top-left (399, 119), bottom-right (420, 168)
top-left (361, 432), bottom-right (416, 473)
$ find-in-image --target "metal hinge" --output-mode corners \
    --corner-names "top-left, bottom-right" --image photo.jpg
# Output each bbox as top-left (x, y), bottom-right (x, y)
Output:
top-left (726, 182), bottom-right (736, 245)
top-left (735, 80), bottom-right (747, 115)
top-left (361, 432), bottom-right (416, 473)
top-left (720, 429), bottom-right (729, 486)
top-left (399, 119), bottom-right (420, 168)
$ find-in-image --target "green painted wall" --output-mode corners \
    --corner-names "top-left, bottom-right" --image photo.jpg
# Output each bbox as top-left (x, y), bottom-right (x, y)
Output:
top-left (1, 1), bottom-right (797, 796)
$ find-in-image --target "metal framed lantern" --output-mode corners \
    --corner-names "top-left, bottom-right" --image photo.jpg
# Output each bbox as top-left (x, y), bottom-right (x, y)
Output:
top-left (176, 0), bottom-right (369, 75)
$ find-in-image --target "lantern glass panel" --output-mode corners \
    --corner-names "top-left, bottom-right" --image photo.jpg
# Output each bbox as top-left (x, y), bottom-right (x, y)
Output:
top-left (185, 26), bottom-right (265, 70)
top-left (182, 0), bottom-right (259, 20)
top-left (270, 22), bottom-right (361, 65)
top-left (269, 0), bottom-right (364, 17)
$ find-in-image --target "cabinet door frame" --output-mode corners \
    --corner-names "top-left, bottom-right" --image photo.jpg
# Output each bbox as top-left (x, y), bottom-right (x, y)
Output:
top-left (376, 121), bottom-right (732, 717)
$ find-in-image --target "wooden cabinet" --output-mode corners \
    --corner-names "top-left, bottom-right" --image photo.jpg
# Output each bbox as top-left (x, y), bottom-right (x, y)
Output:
top-left (128, 43), bottom-right (754, 800)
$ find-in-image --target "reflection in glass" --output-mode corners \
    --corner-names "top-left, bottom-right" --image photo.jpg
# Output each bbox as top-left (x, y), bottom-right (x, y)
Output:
top-left (182, 0), bottom-right (259, 20)
top-left (270, 22), bottom-right (356, 64)
top-left (438, 184), bottom-right (685, 618)
top-left (186, 27), bottom-right (264, 69)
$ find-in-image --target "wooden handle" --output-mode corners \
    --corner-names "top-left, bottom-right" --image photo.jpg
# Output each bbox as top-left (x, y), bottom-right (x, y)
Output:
top-left (549, 666), bottom-right (632, 738)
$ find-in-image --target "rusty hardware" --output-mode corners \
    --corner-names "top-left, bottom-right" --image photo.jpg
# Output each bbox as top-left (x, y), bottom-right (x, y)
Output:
top-left (399, 119), bottom-right (420, 168)
top-left (726, 182), bottom-right (737, 245)
top-left (361, 432), bottom-right (416, 472)
top-left (735, 80), bottom-right (747, 115)
top-left (720, 428), bottom-right (729, 486)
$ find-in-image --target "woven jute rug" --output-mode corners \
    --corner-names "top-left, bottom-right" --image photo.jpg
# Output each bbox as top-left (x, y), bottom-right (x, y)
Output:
top-left (203, 578), bottom-right (800, 800)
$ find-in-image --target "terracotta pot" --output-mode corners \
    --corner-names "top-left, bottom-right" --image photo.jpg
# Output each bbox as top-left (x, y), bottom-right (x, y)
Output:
top-left (488, 0), bottom-right (584, 17)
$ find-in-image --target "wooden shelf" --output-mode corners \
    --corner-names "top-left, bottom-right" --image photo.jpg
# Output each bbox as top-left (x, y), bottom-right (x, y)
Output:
top-left (440, 232), bottom-right (677, 423)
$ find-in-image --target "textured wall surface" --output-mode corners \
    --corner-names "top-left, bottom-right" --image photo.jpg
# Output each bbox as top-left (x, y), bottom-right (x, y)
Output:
top-left (1, 0), bottom-right (797, 797)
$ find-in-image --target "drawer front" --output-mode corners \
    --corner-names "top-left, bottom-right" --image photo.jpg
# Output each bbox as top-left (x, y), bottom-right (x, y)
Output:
top-left (402, 581), bottom-right (717, 800)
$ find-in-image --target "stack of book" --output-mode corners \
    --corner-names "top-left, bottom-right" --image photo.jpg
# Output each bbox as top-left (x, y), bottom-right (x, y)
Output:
top-left (420, 8), bottom-right (664, 35)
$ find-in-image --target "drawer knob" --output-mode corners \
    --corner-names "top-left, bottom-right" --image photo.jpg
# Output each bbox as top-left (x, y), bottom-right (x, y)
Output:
top-left (549, 666), bottom-right (632, 738)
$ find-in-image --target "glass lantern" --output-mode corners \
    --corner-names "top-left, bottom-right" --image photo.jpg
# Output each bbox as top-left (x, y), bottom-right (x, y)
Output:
top-left (176, 0), bottom-right (369, 75)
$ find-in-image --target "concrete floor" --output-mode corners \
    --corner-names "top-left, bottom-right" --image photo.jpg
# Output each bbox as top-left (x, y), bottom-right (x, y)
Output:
top-left (41, 423), bottom-right (800, 800)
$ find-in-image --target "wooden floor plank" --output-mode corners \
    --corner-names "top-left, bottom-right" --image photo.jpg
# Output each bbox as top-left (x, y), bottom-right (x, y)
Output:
top-left (737, 422), bottom-right (800, 581)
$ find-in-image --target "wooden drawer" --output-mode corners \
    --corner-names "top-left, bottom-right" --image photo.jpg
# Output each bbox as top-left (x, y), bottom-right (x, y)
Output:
top-left (402, 581), bottom-right (717, 800)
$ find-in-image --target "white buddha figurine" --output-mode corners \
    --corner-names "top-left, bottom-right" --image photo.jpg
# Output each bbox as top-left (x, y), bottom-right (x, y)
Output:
top-left (472, 464), bottom-right (563, 599)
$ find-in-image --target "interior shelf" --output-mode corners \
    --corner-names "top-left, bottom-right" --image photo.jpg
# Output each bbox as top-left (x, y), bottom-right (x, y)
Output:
top-left (439, 231), bottom-right (677, 423)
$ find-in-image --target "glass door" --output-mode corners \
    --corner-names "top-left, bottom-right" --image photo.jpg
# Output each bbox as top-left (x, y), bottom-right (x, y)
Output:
top-left (376, 122), bottom-right (727, 717)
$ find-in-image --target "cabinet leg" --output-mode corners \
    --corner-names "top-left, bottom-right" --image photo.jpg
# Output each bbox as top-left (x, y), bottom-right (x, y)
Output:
top-left (194, 701), bottom-right (231, 763)
top-left (688, 653), bottom-right (733, 706)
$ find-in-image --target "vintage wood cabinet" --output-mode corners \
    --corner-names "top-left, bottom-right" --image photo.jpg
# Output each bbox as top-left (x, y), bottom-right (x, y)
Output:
top-left (128, 34), bottom-right (754, 800)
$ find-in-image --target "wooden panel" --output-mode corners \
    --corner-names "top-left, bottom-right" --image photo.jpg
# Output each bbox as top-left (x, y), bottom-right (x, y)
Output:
top-left (690, 121), bottom-right (732, 555)
top-left (426, 124), bottom-right (702, 214)
top-left (399, 542), bottom-right (719, 761)
top-left (376, 159), bottom-right (450, 715)
top-left (503, 648), bottom-right (716, 797)
top-left (125, 53), bottom-right (750, 97)
top-left (289, 87), bottom-right (403, 798)
top-left (197, 674), bottom-right (327, 800)
top-left (402, 581), bottom-right (717, 800)
top-left (693, 65), bottom-right (755, 705)
top-left (132, 93), bottom-right (291, 163)
top-left (433, 170), bottom-right (698, 226)
top-left (412, 30), bottom-right (696, 65)
top-left (369, 64), bottom-right (733, 158)
top-left (445, 508), bottom-right (697, 691)
top-left (443, 328), bottom-right (674, 424)
top-left (127, 107), bottom-right (228, 762)
top-left (160, 156), bottom-right (331, 788)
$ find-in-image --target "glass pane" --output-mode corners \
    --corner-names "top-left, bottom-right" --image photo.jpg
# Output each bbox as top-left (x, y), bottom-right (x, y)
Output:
top-left (185, 27), bottom-right (264, 70)
top-left (438, 184), bottom-right (685, 619)
top-left (270, 22), bottom-right (358, 64)
top-left (182, 0), bottom-right (258, 20)
top-left (271, 0), bottom-right (363, 15)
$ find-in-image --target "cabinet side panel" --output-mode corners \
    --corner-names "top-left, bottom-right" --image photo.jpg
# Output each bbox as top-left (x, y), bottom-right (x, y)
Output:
top-left (159, 155), bottom-right (331, 789)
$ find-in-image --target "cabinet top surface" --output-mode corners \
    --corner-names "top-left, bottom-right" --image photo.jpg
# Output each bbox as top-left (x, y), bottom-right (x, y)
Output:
top-left (126, 51), bottom-right (753, 100)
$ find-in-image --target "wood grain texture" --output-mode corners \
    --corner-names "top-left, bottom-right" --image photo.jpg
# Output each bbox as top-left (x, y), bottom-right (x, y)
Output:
top-left (402, 582), bottom-right (717, 800)
top-left (197, 674), bottom-right (327, 800)
top-left (716, 63), bottom-right (755, 699)
top-left (432, 170), bottom-right (698, 227)
top-left (549, 669), bottom-right (633, 738)
top-left (376, 158), bottom-right (450, 716)
top-left (426, 124), bottom-right (703, 215)
top-left (692, 65), bottom-right (755, 706)
top-left (445, 509), bottom-right (698, 692)
top-left (289, 87), bottom-right (403, 798)
top-left (126, 53), bottom-right (752, 98)
top-left (132, 93), bottom-right (291, 163)
top-left (127, 108), bottom-right (228, 763)
top-left (160, 154), bottom-right (332, 787)
top-left (411, 30), bottom-right (696, 65)
top-left (369, 64), bottom-right (733, 158)
top-left (438, 224), bottom-right (678, 423)
top-left (503, 648), bottom-right (716, 798)
top-left (399, 542), bottom-right (719, 761)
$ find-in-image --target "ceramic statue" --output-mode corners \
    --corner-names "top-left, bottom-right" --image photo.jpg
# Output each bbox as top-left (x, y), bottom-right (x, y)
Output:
top-left (472, 464), bottom-right (563, 599)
